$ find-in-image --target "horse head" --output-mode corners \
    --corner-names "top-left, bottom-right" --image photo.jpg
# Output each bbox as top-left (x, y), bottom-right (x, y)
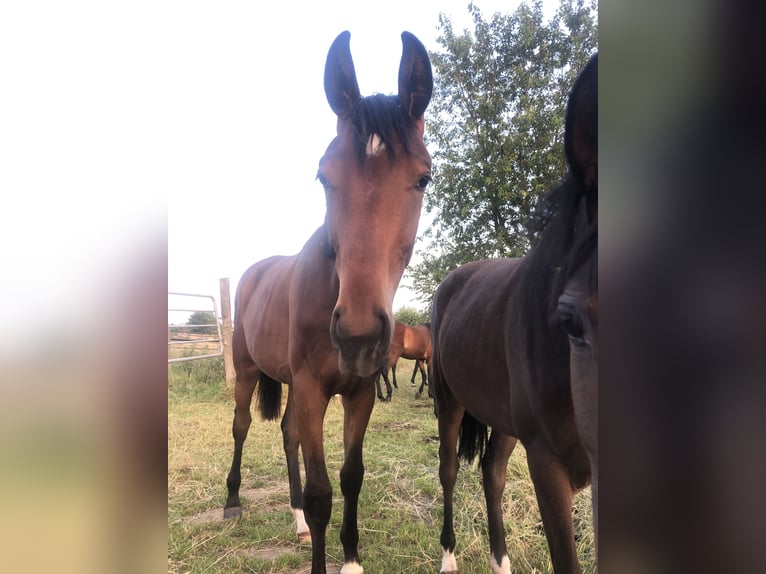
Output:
top-left (555, 52), bottom-right (598, 540)
top-left (319, 31), bottom-right (432, 377)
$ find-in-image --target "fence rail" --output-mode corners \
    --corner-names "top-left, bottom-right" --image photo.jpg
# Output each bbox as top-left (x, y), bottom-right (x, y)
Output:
top-left (168, 291), bottom-right (223, 363)
top-left (167, 279), bottom-right (235, 387)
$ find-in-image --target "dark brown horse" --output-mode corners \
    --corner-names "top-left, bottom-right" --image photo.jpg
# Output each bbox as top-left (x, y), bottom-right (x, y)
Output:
top-left (224, 31), bottom-right (432, 574)
top-left (430, 54), bottom-right (597, 574)
top-left (374, 321), bottom-right (432, 401)
top-left (555, 223), bottom-right (598, 546)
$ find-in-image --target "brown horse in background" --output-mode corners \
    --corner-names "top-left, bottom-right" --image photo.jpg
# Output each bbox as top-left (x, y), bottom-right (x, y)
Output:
top-left (430, 54), bottom-right (597, 574)
top-left (374, 321), bottom-right (432, 401)
top-left (224, 31), bottom-right (432, 574)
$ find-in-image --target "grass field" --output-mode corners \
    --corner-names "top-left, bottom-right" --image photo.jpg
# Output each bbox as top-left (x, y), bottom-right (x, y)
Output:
top-left (168, 358), bottom-right (594, 573)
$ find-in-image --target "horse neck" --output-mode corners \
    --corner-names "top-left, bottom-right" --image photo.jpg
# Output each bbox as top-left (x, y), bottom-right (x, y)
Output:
top-left (294, 225), bottom-right (340, 310)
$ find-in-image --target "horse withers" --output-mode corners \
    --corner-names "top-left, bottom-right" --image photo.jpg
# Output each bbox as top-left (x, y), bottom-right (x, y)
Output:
top-left (223, 31), bottom-right (432, 574)
top-left (430, 54), bottom-right (597, 574)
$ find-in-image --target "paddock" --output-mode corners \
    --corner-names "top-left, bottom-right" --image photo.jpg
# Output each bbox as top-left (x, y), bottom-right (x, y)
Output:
top-left (168, 360), bottom-right (594, 573)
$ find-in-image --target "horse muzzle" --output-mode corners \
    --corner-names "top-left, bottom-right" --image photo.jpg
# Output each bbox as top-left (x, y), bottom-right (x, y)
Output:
top-left (330, 306), bottom-right (391, 377)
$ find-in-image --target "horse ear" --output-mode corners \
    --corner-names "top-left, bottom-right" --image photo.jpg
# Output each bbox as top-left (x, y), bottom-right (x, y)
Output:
top-left (324, 31), bottom-right (361, 119)
top-left (398, 32), bottom-right (433, 119)
top-left (565, 53), bottom-right (598, 222)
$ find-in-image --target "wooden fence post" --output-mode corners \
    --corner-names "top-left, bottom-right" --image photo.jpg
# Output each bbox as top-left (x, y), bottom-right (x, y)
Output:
top-left (219, 277), bottom-right (235, 388)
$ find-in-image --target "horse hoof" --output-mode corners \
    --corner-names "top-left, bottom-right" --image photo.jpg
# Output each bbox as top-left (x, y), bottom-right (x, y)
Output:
top-left (340, 561), bottom-right (364, 574)
top-left (415, 392), bottom-right (422, 399)
top-left (297, 530), bottom-right (312, 544)
top-left (223, 506), bottom-right (241, 520)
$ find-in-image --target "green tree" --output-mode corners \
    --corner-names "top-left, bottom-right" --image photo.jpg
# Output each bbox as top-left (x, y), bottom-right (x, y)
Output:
top-left (394, 306), bottom-right (430, 326)
top-left (410, 0), bottom-right (597, 305)
top-left (186, 311), bottom-right (218, 335)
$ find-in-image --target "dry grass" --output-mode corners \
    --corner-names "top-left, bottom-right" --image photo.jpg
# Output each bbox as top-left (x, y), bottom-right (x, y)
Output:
top-left (168, 358), bottom-right (595, 573)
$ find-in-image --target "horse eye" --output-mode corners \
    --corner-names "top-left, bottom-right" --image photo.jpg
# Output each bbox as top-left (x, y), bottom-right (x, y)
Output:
top-left (416, 175), bottom-right (432, 191)
top-left (556, 309), bottom-right (588, 347)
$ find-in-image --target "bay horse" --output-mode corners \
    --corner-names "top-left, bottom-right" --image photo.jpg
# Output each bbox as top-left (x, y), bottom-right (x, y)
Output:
top-left (374, 321), bottom-right (432, 401)
top-left (224, 31), bottom-right (433, 574)
top-left (430, 54), bottom-right (597, 574)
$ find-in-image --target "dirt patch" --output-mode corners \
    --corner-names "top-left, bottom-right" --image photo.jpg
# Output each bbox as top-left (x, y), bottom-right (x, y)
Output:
top-left (184, 483), bottom-right (287, 525)
top-left (242, 546), bottom-right (295, 560)
top-left (294, 564), bottom-right (342, 574)
top-left (240, 484), bottom-right (285, 502)
top-left (186, 507), bottom-right (223, 525)
top-left (371, 421), bottom-right (417, 432)
top-left (412, 401), bottom-right (434, 408)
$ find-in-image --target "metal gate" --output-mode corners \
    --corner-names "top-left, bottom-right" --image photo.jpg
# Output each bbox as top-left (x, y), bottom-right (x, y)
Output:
top-left (168, 291), bottom-right (223, 363)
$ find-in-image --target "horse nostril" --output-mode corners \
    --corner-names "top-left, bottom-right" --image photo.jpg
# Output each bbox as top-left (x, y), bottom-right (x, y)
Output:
top-left (331, 307), bottom-right (344, 342)
top-left (377, 309), bottom-right (391, 346)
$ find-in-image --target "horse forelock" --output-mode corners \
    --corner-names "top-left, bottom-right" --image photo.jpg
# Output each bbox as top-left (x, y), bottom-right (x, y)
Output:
top-left (349, 93), bottom-right (416, 162)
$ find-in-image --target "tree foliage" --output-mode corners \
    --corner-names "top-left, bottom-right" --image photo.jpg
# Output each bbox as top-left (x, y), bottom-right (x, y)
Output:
top-left (186, 311), bottom-right (218, 335)
top-left (409, 0), bottom-right (598, 306)
top-left (394, 306), bottom-right (430, 326)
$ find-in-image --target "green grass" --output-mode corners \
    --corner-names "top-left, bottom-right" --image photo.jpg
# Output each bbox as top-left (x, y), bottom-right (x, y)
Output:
top-left (168, 359), bottom-right (595, 573)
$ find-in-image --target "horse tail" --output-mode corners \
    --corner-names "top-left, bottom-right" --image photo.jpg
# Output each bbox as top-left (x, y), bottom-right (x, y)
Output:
top-left (457, 410), bottom-right (489, 465)
top-left (257, 373), bottom-right (283, 421)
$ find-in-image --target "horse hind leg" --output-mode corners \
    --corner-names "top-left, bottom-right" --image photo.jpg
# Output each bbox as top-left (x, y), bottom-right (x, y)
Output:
top-left (481, 430), bottom-right (517, 574)
top-left (415, 360), bottom-right (427, 397)
top-left (391, 361), bottom-right (398, 388)
top-left (374, 372), bottom-right (390, 402)
top-left (381, 370), bottom-right (393, 401)
top-left (281, 389), bottom-right (310, 542)
top-left (224, 359), bottom-right (260, 519)
top-left (434, 385), bottom-right (465, 573)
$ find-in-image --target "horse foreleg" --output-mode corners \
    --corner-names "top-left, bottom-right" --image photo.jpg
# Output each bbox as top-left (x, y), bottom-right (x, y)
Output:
top-left (338, 382), bottom-right (376, 574)
top-left (526, 439), bottom-right (581, 574)
top-left (436, 395), bottom-right (465, 573)
top-left (224, 364), bottom-right (259, 518)
top-left (481, 431), bottom-right (517, 574)
top-left (281, 391), bottom-right (310, 542)
top-left (294, 381), bottom-right (332, 574)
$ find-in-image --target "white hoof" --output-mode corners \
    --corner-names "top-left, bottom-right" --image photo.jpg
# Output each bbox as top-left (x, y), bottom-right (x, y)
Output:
top-left (441, 548), bottom-right (458, 573)
top-left (491, 554), bottom-right (511, 574)
top-left (340, 561), bottom-right (364, 574)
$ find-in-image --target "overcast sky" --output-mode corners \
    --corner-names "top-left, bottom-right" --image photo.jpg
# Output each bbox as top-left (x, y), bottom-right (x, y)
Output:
top-left (1, 1), bottom-right (559, 339)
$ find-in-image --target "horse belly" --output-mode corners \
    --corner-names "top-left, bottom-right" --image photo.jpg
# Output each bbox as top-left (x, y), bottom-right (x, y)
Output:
top-left (238, 259), bottom-right (294, 384)
top-left (438, 317), bottom-right (516, 434)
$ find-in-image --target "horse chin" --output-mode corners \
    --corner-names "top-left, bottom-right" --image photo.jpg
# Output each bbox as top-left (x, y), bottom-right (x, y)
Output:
top-left (336, 348), bottom-right (387, 378)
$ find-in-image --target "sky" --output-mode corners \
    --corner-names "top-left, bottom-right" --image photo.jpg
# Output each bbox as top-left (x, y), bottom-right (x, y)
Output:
top-left (1, 1), bottom-right (559, 339)
top-left (165, 0), bottom-right (559, 320)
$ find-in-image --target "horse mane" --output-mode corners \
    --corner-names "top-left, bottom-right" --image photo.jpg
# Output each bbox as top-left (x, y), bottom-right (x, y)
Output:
top-left (557, 223), bottom-right (598, 298)
top-left (349, 93), bottom-right (415, 162)
top-left (519, 171), bottom-right (590, 323)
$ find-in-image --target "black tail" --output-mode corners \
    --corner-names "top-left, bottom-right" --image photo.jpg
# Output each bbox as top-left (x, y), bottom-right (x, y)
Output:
top-left (257, 373), bottom-right (282, 421)
top-left (457, 411), bottom-right (489, 465)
